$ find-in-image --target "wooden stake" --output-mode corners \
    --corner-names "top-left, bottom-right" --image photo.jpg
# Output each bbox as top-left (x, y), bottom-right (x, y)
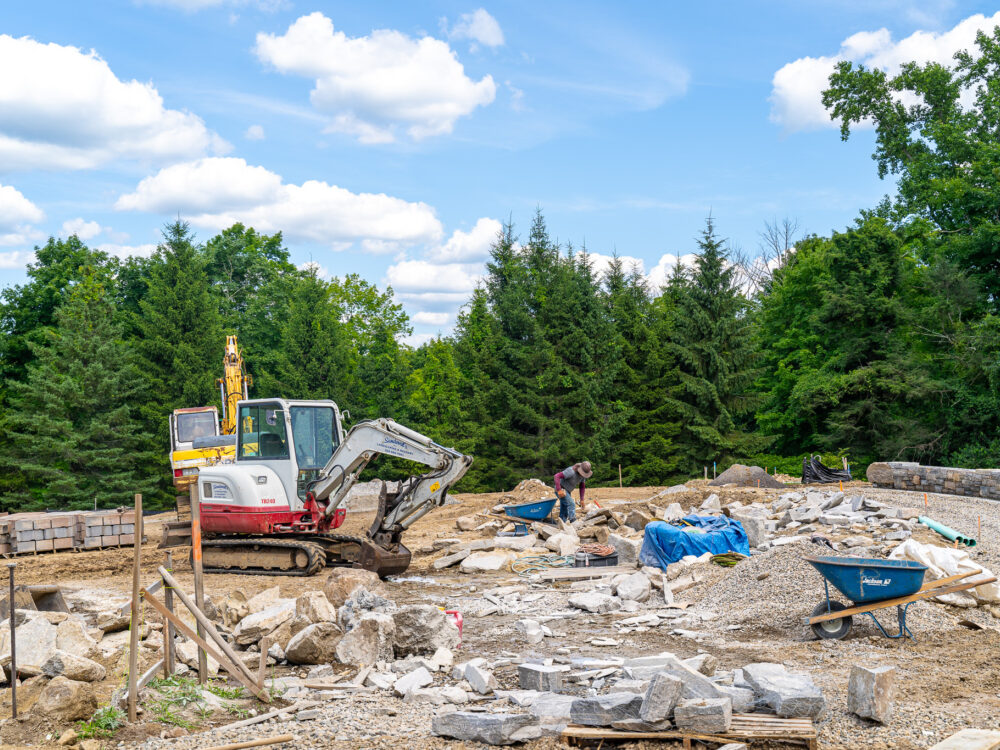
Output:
top-left (202, 736), bottom-right (294, 750)
top-left (157, 566), bottom-right (259, 687)
top-left (190, 482), bottom-right (207, 684)
top-left (127, 493), bottom-right (143, 722)
top-left (257, 636), bottom-right (270, 690)
top-left (924, 493), bottom-right (928, 508)
top-left (7, 562), bottom-right (16, 719)
top-left (618, 464), bottom-right (622, 489)
top-left (141, 587), bottom-right (270, 703)
top-left (162, 552), bottom-right (176, 678)
top-left (704, 466), bottom-right (708, 480)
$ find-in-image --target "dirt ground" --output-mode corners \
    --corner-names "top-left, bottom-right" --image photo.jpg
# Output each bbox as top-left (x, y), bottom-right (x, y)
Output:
top-left (1, 481), bottom-right (998, 749)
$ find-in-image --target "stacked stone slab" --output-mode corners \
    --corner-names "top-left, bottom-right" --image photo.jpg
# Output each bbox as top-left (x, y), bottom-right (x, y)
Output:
top-left (0, 510), bottom-right (137, 555)
top-left (867, 461), bottom-right (1000, 501)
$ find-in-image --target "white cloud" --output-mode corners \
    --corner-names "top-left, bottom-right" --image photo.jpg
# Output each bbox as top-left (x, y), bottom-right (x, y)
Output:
top-left (401, 332), bottom-right (436, 348)
top-left (98, 243), bottom-right (158, 259)
top-left (384, 259), bottom-right (482, 294)
top-left (412, 311), bottom-right (451, 326)
top-left (245, 124), bottom-right (266, 140)
top-left (647, 253), bottom-right (697, 289)
top-left (426, 217), bottom-right (500, 262)
top-left (771, 12), bottom-right (1000, 131)
top-left (298, 260), bottom-right (330, 278)
top-left (254, 12), bottom-right (496, 143)
top-left (0, 35), bottom-right (228, 170)
top-left (61, 218), bottom-right (102, 240)
top-left (0, 250), bottom-right (35, 268)
top-left (0, 183), bottom-right (44, 247)
top-left (448, 9), bottom-right (505, 50)
top-left (116, 157), bottom-right (443, 248)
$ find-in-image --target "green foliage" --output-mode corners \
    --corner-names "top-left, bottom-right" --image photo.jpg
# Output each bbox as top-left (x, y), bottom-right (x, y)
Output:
top-left (205, 681), bottom-right (246, 700)
top-left (77, 705), bottom-right (126, 739)
top-left (0, 273), bottom-right (155, 510)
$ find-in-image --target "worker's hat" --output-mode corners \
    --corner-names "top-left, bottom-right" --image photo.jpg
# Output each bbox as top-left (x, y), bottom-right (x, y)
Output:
top-left (575, 461), bottom-right (593, 478)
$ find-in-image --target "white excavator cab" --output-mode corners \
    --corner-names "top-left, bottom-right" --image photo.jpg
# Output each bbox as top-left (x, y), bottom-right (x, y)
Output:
top-left (234, 398), bottom-right (345, 505)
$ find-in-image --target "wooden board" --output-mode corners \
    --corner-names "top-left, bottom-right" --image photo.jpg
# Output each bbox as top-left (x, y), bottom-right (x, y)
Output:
top-left (539, 565), bottom-right (637, 580)
top-left (929, 729), bottom-right (1000, 750)
top-left (810, 576), bottom-right (997, 623)
top-left (562, 714), bottom-right (817, 748)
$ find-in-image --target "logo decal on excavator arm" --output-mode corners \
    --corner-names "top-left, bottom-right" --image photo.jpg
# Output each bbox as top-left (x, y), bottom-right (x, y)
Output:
top-left (430, 482), bottom-right (440, 493)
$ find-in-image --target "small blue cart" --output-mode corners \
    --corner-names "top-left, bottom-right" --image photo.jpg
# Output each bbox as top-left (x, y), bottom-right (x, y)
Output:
top-left (805, 555), bottom-right (994, 640)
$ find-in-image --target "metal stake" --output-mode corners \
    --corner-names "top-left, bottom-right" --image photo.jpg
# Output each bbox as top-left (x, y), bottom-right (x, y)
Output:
top-left (7, 562), bottom-right (17, 718)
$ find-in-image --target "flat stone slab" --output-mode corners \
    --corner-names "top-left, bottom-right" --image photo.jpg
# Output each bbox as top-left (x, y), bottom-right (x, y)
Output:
top-left (674, 697), bottom-right (733, 733)
top-left (432, 711), bottom-right (538, 745)
top-left (929, 729), bottom-right (1000, 750)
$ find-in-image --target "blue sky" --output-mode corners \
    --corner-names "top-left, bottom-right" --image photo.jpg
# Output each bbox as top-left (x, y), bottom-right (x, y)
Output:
top-left (1, 1), bottom-right (998, 343)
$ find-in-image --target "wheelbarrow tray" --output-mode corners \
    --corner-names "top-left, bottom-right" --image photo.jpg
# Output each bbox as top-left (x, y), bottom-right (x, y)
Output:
top-left (503, 498), bottom-right (558, 521)
top-left (805, 555), bottom-right (927, 604)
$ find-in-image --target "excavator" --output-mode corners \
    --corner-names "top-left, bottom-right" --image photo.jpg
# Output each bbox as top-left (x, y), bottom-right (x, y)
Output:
top-left (162, 397), bottom-right (472, 577)
top-left (168, 336), bottom-right (252, 494)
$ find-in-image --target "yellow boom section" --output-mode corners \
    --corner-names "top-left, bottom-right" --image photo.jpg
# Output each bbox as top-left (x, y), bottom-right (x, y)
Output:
top-left (218, 335), bottom-right (252, 435)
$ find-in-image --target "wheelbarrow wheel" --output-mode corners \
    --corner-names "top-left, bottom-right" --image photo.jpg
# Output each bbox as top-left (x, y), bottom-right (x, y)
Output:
top-left (811, 600), bottom-right (853, 640)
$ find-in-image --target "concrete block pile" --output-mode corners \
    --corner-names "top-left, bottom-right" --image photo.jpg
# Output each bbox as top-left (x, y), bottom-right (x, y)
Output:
top-left (0, 510), bottom-right (137, 555)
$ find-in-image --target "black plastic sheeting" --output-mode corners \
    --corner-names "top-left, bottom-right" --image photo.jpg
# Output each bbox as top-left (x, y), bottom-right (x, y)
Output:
top-left (802, 454), bottom-right (852, 484)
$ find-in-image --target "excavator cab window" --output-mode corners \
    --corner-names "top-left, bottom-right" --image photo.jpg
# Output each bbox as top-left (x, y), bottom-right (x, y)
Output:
top-left (238, 404), bottom-right (289, 459)
top-left (290, 406), bottom-right (338, 468)
top-left (175, 411), bottom-right (218, 445)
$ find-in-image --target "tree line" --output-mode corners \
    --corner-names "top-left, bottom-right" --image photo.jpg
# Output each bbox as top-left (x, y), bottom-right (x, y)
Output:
top-left (4, 29), bottom-right (1000, 510)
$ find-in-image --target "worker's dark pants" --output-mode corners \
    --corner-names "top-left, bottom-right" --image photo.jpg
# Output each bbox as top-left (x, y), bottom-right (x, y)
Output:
top-left (558, 491), bottom-right (577, 523)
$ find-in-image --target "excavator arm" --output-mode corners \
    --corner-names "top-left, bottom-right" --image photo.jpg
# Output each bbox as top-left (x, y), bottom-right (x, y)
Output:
top-left (309, 418), bottom-right (473, 533)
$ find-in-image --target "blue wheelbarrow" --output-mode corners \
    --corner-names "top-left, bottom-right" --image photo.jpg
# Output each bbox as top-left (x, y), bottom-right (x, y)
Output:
top-left (500, 498), bottom-right (558, 535)
top-left (805, 555), bottom-right (995, 640)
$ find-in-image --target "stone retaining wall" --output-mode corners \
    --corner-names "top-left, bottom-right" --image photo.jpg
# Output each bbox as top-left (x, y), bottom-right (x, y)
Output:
top-left (867, 461), bottom-right (1000, 501)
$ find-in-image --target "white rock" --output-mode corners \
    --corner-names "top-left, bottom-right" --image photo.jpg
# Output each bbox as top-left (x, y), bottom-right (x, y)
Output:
top-left (394, 666), bottom-right (433, 696)
top-left (460, 551), bottom-right (516, 573)
top-left (616, 573), bottom-right (651, 603)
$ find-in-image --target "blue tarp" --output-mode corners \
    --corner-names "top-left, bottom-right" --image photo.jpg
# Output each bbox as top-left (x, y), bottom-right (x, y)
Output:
top-left (639, 515), bottom-right (750, 570)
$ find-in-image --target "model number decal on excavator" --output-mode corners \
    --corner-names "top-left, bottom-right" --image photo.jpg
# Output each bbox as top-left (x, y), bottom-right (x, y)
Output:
top-left (260, 497), bottom-right (277, 504)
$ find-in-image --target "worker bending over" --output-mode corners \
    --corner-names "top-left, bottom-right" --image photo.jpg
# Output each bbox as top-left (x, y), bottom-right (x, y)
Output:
top-left (554, 461), bottom-right (592, 523)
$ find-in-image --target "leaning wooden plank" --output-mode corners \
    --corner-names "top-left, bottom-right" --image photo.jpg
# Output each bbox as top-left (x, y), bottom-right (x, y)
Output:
top-left (256, 636), bottom-right (271, 691)
top-left (141, 587), bottom-right (271, 704)
top-left (202, 735), bottom-right (294, 750)
top-left (138, 659), bottom-right (165, 690)
top-left (118, 578), bottom-right (163, 614)
top-left (539, 565), bottom-right (638, 581)
top-left (919, 569), bottom-right (980, 591)
top-left (217, 700), bottom-right (322, 731)
top-left (157, 566), bottom-right (259, 688)
top-left (810, 576), bottom-right (998, 624)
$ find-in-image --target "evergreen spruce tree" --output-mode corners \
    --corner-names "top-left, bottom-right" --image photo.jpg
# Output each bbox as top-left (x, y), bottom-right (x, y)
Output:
top-left (667, 217), bottom-right (761, 472)
top-left (133, 221), bottom-right (223, 501)
top-left (0, 273), bottom-right (154, 510)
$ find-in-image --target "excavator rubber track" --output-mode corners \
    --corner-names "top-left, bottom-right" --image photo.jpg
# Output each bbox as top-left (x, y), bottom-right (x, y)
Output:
top-left (199, 538), bottom-right (326, 576)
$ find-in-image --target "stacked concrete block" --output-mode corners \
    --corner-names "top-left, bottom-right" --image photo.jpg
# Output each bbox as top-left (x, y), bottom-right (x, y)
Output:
top-left (0, 510), bottom-right (137, 556)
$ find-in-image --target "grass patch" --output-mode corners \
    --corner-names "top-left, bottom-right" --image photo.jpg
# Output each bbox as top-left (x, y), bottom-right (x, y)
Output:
top-left (146, 673), bottom-right (206, 728)
top-left (205, 681), bottom-right (246, 700)
top-left (77, 706), bottom-right (126, 739)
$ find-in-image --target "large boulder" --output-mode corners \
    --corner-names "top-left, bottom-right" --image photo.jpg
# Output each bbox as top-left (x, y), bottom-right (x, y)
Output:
top-left (616, 572), bottom-right (651, 603)
top-left (284, 622), bottom-right (342, 665)
top-left (232, 599), bottom-right (296, 646)
top-left (337, 587), bottom-right (396, 633)
top-left (570, 693), bottom-right (643, 726)
top-left (35, 676), bottom-right (97, 721)
top-left (0, 614), bottom-right (58, 671)
top-left (55, 619), bottom-right (99, 659)
top-left (245, 586), bottom-right (282, 614)
top-left (392, 605), bottom-right (460, 656)
top-left (335, 613), bottom-right (395, 666)
top-left (640, 672), bottom-right (683, 723)
top-left (41, 651), bottom-right (106, 682)
top-left (709, 464), bottom-right (784, 489)
top-left (674, 697), bottom-right (732, 733)
top-left (607, 533), bottom-right (642, 567)
top-left (323, 569), bottom-right (385, 608)
top-left (743, 662), bottom-right (826, 719)
top-left (295, 591), bottom-right (337, 624)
